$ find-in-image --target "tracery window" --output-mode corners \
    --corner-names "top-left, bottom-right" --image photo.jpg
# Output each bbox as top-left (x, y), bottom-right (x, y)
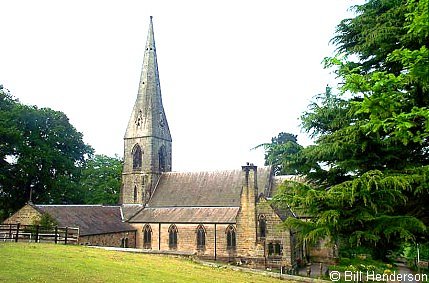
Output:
top-left (226, 225), bottom-right (236, 250)
top-left (132, 144), bottom-right (142, 169)
top-left (143, 224), bottom-right (152, 249)
top-left (258, 214), bottom-right (267, 238)
top-left (168, 224), bottom-right (178, 250)
top-left (196, 225), bottom-right (206, 250)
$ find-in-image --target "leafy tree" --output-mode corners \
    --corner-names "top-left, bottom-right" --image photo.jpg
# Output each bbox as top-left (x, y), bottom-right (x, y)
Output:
top-left (32, 213), bottom-right (58, 229)
top-left (0, 86), bottom-right (21, 220)
top-left (255, 132), bottom-right (305, 175)
top-left (403, 242), bottom-right (429, 265)
top-left (273, 0), bottom-right (429, 260)
top-left (0, 86), bottom-right (93, 220)
top-left (79, 154), bottom-right (122, 204)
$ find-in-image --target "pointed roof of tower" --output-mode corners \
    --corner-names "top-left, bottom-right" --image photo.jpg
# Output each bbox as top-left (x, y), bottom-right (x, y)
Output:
top-left (146, 16), bottom-right (156, 52)
top-left (125, 16), bottom-right (172, 141)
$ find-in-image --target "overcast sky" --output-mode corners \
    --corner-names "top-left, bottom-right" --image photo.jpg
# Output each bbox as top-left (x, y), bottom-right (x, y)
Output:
top-left (1, 0), bottom-right (362, 172)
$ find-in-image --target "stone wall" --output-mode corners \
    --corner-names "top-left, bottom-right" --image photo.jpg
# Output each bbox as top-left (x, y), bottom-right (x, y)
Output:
top-left (256, 198), bottom-right (295, 268)
top-left (121, 18), bottom-right (172, 206)
top-left (3, 204), bottom-right (41, 225)
top-left (80, 231), bottom-right (137, 248)
top-left (236, 165), bottom-right (258, 259)
top-left (309, 238), bottom-right (337, 264)
top-left (133, 223), bottom-right (236, 260)
top-left (122, 139), bottom-right (172, 204)
top-left (128, 164), bottom-right (297, 269)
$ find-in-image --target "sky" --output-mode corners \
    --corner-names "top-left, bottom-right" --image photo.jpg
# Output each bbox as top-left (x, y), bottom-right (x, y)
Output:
top-left (1, 0), bottom-right (362, 172)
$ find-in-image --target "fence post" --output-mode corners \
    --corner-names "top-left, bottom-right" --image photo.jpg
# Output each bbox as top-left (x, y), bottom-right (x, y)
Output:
top-left (54, 226), bottom-right (58, 244)
top-left (9, 224), bottom-right (12, 241)
top-left (64, 227), bottom-right (68, 245)
top-left (76, 227), bottom-right (79, 244)
top-left (35, 225), bottom-right (39, 243)
top-left (15, 223), bottom-right (20, 242)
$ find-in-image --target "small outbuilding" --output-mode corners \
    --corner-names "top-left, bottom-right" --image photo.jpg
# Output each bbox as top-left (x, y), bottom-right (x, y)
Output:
top-left (3, 203), bottom-right (137, 247)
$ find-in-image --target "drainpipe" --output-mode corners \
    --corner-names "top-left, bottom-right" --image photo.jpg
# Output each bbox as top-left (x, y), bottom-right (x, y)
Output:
top-left (214, 223), bottom-right (217, 261)
top-left (158, 223), bottom-right (161, 250)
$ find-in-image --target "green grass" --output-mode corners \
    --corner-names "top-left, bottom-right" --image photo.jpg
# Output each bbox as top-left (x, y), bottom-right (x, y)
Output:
top-left (0, 243), bottom-right (285, 282)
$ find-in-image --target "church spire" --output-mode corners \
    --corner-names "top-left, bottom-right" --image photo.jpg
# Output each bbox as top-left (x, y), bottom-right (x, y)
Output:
top-left (145, 16), bottom-right (156, 55)
top-left (121, 17), bottom-right (172, 205)
top-left (125, 16), bottom-right (171, 141)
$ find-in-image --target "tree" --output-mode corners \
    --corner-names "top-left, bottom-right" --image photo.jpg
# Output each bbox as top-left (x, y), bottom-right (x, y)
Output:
top-left (0, 86), bottom-right (21, 220)
top-left (255, 132), bottom-right (306, 175)
top-left (274, 0), bottom-right (429, 260)
top-left (33, 213), bottom-right (58, 229)
top-left (79, 154), bottom-right (122, 205)
top-left (0, 86), bottom-right (93, 220)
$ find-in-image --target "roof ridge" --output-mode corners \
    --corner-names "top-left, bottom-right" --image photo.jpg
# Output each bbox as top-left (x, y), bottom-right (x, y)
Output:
top-left (165, 165), bottom-right (271, 175)
top-left (147, 166), bottom-right (273, 207)
top-left (144, 206), bottom-right (240, 209)
top-left (163, 169), bottom-right (241, 175)
top-left (35, 204), bottom-right (120, 207)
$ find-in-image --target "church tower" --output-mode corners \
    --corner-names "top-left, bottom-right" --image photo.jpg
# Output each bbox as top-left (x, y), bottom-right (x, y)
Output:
top-left (121, 17), bottom-right (172, 205)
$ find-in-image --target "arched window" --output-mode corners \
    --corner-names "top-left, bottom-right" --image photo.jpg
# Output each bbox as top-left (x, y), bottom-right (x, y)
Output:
top-left (121, 237), bottom-right (129, 248)
top-left (226, 225), bottom-right (236, 250)
top-left (196, 225), bottom-right (206, 250)
top-left (143, 224), bottom-right (152, 249)
top-left (132, 144), bottom-right (142, 169)
top-left (133, 186), bottom-right (138, 203)
top-left (158, 145), bottom-right (166, 172)
top-left (258, 215), bottom-right (267, 238)
top-left (168, 224), bottom-right (178, 250)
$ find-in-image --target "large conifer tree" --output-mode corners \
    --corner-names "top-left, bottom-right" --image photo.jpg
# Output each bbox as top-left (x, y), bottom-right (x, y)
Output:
top-left (273, 0), bottom-right (429, 259)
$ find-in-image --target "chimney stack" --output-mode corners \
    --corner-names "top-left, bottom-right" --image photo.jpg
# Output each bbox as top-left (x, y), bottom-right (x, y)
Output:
top-left (242, 163), bottom-right (257, 192)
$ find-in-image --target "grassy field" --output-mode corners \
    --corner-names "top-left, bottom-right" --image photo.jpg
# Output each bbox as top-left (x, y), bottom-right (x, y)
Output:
top-left (0, 243), bottom-right (285, 282)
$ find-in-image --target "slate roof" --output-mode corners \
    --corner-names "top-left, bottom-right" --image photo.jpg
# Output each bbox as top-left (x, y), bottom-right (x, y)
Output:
top-left (147, 166), bottom-right (272, 208)
top-left (129, 207), bottom-right (239, 223)
top-left (34, 205), bottom-right (136, 236)
top-left (270, 202), bottom-right (295, 221)
top-left (121, 204), bottom-right (144, 221)
top-left (258, 166), bottom-right (274, 197)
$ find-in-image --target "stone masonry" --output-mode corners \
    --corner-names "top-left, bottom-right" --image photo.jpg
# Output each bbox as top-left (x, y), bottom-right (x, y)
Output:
top-left (132, 223), bottom-right (235, 260)
top-left (121, 16), bottom-right (172, 205)
top-left (236, 164), bottom-right (258, 259)
top-left (3, 204), bottom-right (41, 225)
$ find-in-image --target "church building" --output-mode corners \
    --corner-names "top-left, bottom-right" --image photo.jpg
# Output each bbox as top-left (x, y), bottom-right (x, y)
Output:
top-left (119, 17), bottom-right (301, 268)
top-left (3, 17), bottom-right (304, 270)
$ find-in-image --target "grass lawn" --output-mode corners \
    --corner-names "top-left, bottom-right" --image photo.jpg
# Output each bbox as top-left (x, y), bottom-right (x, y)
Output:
top-left (0, 243), bottom-right (285, 282)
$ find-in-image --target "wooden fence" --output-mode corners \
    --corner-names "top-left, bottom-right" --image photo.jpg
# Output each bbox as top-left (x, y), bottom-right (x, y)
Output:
top-left (0, 223), bottom-right (79, 244)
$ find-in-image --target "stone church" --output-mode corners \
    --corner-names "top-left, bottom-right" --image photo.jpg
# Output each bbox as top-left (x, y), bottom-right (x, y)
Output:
top-left (4, 17), bottom-right (305, 269)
